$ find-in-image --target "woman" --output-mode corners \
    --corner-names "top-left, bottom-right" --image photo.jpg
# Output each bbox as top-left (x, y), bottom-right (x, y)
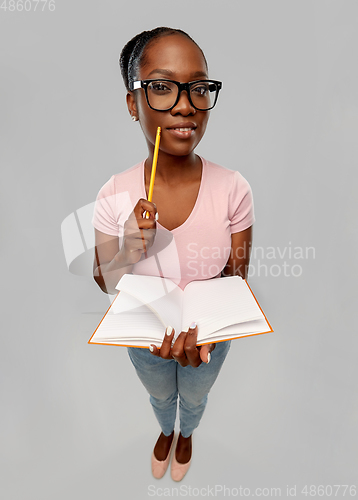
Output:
top-left (92, 27), bottom-right (254, 481)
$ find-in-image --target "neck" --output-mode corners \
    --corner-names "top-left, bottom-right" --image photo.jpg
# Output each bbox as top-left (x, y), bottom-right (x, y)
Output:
top-left (145, 151), bottom-right (199, 185)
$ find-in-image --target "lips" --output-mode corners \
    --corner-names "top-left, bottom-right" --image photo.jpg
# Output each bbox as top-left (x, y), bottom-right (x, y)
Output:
top-left (166, 122), bottom-right (197, 139)
top-left (167, 122), bottom-right (197, 131)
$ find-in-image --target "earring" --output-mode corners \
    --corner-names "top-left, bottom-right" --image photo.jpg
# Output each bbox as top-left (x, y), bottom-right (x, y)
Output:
top-left (132, 116), bottom-right (137, 122)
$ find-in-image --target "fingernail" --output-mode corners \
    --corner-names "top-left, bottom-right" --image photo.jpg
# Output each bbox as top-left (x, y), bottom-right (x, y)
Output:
top-left (149, 345), bottom-right (154, 352)
top-left (189, 321), bottom-right (196, 329)
top-left (207, 352), bottom-right (211, 364)
top-left (166, 326), bottom-right (173, 336)
top-left (155, 212), bottom-right (159, 221)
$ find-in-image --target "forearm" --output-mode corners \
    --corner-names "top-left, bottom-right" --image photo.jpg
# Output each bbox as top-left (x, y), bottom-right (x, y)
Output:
top-left (222, 227), bottom-right (253, 280)
top-left (93, 247), bottom-right (134, 295)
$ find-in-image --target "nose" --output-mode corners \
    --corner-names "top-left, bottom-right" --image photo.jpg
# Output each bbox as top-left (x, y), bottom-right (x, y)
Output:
top-left (171, 89), bottom-right (196, 116)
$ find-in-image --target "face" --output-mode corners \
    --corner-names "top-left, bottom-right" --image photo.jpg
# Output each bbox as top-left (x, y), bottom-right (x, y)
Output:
top-left (127, 34), bottom-right (211, 159)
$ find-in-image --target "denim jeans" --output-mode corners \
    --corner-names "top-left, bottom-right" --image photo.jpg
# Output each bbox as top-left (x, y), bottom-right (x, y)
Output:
top-left (127, 340), bottom-right (231, 438)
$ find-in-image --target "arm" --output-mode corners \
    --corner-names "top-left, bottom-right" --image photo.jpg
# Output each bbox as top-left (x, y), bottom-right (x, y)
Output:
top-left (93, 229), bottom-right (132, 295)
top-left (221, 225), bottom-right (253, 280)
top-left (93, 199), bottom-right (158, 295)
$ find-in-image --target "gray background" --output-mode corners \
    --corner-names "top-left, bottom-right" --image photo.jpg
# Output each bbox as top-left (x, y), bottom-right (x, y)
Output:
top-left (1, 1), bottom-right (357, 499)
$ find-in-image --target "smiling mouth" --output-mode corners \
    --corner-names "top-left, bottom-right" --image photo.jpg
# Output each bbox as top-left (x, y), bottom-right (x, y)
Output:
top-left (171, 127), bottom-right (195, 131)
top-left (166, 127), bottom-right (197, 139)
top-left (167, 126), bottom-right (197, 131)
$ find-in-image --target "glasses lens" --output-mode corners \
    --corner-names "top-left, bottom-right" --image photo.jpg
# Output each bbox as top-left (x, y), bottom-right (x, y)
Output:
top-left (147, 81), bottom-right (178, 110)
top-left (190, 81), bottom-right (218, 110)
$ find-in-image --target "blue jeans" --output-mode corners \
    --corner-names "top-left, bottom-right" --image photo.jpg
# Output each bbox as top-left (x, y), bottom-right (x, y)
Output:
top-left (127, 341), bottom-right (231, 438)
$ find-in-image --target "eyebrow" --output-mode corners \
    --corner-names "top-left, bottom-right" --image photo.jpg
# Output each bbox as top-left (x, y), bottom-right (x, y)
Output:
top-left (146, 68), bottom-right (208, 79)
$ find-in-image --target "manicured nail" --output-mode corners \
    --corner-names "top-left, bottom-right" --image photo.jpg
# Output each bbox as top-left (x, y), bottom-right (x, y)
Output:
top-left (155, 212), bottom-right (159, 221)
top-left (166, 326), bottom-right (173, 336)
top-left (149, 345), bottom-right (154, 352)
top-left (189, 321), bottom-right (196, 329)
top-left (207, 352), bottom-right (211, 364)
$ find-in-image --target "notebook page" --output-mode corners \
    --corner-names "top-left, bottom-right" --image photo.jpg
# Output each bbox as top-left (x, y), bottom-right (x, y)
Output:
top-left (91, 292), bottom-right (165, 344)
top-left (197, 318), bottom-right (270, 344)
top-left (116, 274), bottom-right (179, 302)
top-left (116, 274), bottom-right (183, 334)
top-left (182, 277), bottom-right (263, 338)
top-left (92, 312), bottom-right (164, 340)
top-left (99, 339), bottom-right (162, 347)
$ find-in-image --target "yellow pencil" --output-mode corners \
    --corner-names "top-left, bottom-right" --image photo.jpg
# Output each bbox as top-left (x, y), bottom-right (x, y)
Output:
top-left (145, 126), bottom-right (161, 218)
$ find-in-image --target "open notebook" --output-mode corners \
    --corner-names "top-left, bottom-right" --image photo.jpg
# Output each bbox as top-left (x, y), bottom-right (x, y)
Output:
top-left (88, 274), bottom-right (273, 348)
top-left (89, 275), bottom-right (273, 348)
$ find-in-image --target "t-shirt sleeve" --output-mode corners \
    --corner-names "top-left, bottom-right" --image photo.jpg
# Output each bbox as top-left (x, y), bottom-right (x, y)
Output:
top-left (228, 171), bottom-right (255, 233)
top-left (91, 175), bottom-right (119, 236)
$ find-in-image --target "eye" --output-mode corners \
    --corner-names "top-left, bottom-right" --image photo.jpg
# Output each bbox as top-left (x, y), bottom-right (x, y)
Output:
top-left (191, 83), bottom-right (210, 96)
top-left (149, 81), bottom-right (173, 94)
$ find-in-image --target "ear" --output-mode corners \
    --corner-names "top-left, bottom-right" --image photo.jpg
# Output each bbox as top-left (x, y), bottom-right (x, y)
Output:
top-left (126, 92), bottom-right (138, 119)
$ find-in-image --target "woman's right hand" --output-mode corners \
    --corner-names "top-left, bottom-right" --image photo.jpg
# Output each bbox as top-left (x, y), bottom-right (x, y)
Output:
top-left (149, 324), bottom-right (216, 367)
top-left (122, 198), bottom-right (158, 265)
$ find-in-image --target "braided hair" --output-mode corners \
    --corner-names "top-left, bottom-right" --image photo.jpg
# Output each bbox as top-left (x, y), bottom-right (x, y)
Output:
top-left (119, 27), bottom-right (208, 92)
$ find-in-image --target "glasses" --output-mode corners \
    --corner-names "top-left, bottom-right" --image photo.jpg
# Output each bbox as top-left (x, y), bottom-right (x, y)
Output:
top-left (129, 79), bottom-right (222, 111)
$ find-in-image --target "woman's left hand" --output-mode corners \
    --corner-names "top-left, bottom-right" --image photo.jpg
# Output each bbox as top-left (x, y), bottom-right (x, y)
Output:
top-left (149, 324), bottom-right (216, 367)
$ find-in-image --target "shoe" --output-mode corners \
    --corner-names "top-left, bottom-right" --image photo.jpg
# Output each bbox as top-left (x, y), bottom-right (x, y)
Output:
top-left (170, 435), bottom-right (192, 482)
top-left (151, 433), bottom-right (175, 479)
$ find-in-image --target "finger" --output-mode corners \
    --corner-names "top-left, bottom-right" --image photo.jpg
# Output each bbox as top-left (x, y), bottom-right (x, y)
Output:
top-left (159, 326), bottom-right (175, 359)
top-left (124, 231), bottom-right (156, 255)
top-left (125, 221), bottom-right (155, 247)
top-left (149, 344), bottom-right (160, 356)
top-left (141, 202), bottom-right (158, 220)
top-left (183, 322), bottom-right (202, 367)
top-left (143, 209), bottom-right (159, 221)
top-left (198, 344), bottom-right (211, 364)
top-left (132, 199), bottom-right (158, 220)
top-left (125, 219), bottom-right (156, 233)
top-left (198, 343), bottom-right (216, 364)
top-left (171, 331), bottom-right (189, 367)
top-left (126, 212), bottom-right (157, 232)
top-left (125, 230), bottom-right (156, 248)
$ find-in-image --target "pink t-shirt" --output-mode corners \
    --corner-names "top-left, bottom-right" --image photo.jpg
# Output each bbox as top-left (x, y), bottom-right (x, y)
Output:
top-left (92, 156), bottom-right (255, 289)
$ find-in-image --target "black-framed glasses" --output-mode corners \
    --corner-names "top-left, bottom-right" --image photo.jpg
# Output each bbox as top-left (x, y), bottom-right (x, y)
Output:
top-left (129, 79), bottom-right (222, 111)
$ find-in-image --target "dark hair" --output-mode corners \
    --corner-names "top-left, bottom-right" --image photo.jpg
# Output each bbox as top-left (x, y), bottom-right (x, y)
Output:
top-left (119, 27), bottom-right (208, 92)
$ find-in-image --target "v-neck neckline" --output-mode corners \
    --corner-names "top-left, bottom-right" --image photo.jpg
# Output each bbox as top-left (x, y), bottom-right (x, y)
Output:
top-left (141, 155), bottom-right (205, 234)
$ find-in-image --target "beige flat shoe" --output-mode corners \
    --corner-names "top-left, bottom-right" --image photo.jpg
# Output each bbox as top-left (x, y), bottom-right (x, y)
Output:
top-left (170, 438), bottom-right (192, 482)
top-left (151, 433), bottom-right (175, 479)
